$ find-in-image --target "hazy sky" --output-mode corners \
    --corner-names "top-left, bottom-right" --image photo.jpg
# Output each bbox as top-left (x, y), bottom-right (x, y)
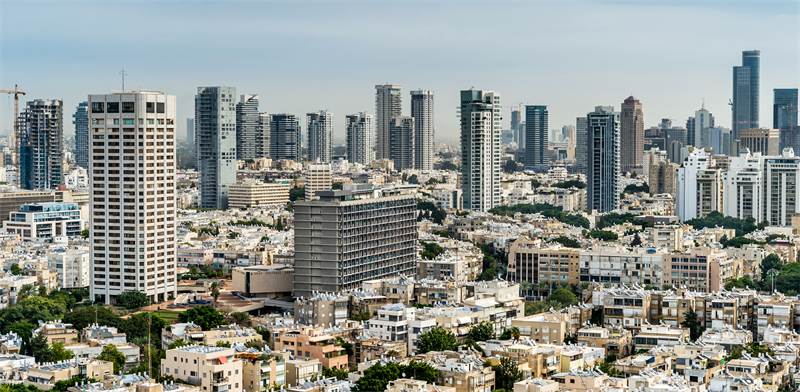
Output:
top-left (1, 0), bottom-right (798, 144)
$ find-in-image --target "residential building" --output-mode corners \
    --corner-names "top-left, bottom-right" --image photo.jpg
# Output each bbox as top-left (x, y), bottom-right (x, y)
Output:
top-left (632, 324), bottom-right (688, 350)
top-left (3, 202), bottom-right (81, 240)
top-left (620, 96), bottom-right (644, 174)
top-left (511, 312), bottom-right (571, 344)
top-left (732, 50), bottom-right (760, 138)
top-left (257, 113), bottom-right (270, 158)
top-left (88, 91), bottom-right (177, 304)
top-left (345, 113), bottom-right (373, 165)
top-left (73, 101), bottom-right (89, 169)
top-left (762, 150), bottom-right (800, 226)
top-left (161, 345), bottom-right (242, 392)
top-left (270, 114), bottom-right (302, 161)
top-left (576, 325), bottom-right (632, 357)
top-left (294, 292), bottom-right (349, 327)
top-left (389, 116), bottom-right (415, 170)
top-left (677, 149), bottom-right (723, 221)
top-left (738, 128), bottom-right (780, 155)
top-left (236, 94), bottom-right (260, 160)
top-left (48, 247), bottom-right (91, 288)
top-left (293, 186), bottom-right (417, 297)
top-left (586, 106), bottom-right (620, 212)
top-left (524, 105), bottom-right (549, 169)
top-left (774, 88), bottom-right (799, 152)
top-left (511, 106), bottom-right (522, 146)
top-left (460, 89), bottom-right (501, 212)
top-left (306, 111), bottom-right (332, 163)
top-left (366, 303), bottom-right (414, 344)
top-left (196, 86), bottom-right (237, 209)
top-left (19, 99), bottom-right (63, 190)
top-left (0, 190), bottom-right (56, 222)
top-left (273, 328), bottom-right (348, 369)
top-left (723, 152), bottom-right (763, 221)
top-left (228, 180), bottom-right (290, 209)
top-left (239, 351), bottom-right (287, 392)
top-left (410, 90), bottom-right (434, 170)
top-left (375, 84), bottom-right (402, 160)
top-left (694, 105), bottom-right (715, 147)
top-left (305, 162), bottom-right (332, 200)
top-left (34, 321), bottom-right (79, 345)
top-left (575, 117), bottom-right (588, 174)
top-left (186, 118), bottom-right (194, 152)
top-left (284, 358), bottom-right (322, 387)
top-left (507, 241), bottom-right (580, 295)
top-left (647, 155), bottom-right (677, 197)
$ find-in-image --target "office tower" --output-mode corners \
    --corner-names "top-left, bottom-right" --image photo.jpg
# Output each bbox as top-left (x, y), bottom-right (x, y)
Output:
top-left (693, 105), bottom-right (715, 147)
top-left (235, 94), bottom-right (259, 160)
top-left (410, 90), bottom-right (434, 170)
top-left (620, 96), bottom-right (644, 174)
top-left (306, 110), bottom-right (333, 163)
top-left (375, 84), bottom-right (402, 160)
top-left (257, 113), bottom-right (270, 158)
top-left (460, 89), bottom-right (501, 212)
top-left (575, 117), bottom-right (588, 174)
top-left (18, 99), bottom-right (63, 190)
top-left (774, 89), bottom-right (799, 152)
top-left (270, 114), bottom-right (301, 160)
top-left (738, 128), bottom-right (780, 155)
top-left (762, 150), bottom-right (800, 226)
top-left (586, 106), bottom-right (620, 212)
top-left (389, 116), bottom-right (415, 170)
top-left (524, 105), bottom-right (549, 169)
top-left (346, 113), bottom-right (373, 165)
top-left (564, 125), bottom-right (576, 161)
top-left (677, 149), bottom-right (722, 221)
top-left (196, 86), bottom-right (237, 209)
top-left (186, 118), bottom-right (194, 149)
top-left (510, 107), bottom-right (521, 145)
top-left (732, 50), bottom-right (760, 138)
top-left (707, 127), bottom-right (732, 156)
top-left (305, 162), bottom-right (332, 200)
top-left (88, 91), bottom-right (177, 304)
top-left (292, 186), bottom-right (417, 297)
top-left (73, 101), bottom-right (89, 169)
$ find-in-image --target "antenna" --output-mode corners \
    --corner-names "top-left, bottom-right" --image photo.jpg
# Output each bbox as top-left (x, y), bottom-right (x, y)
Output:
top-left (120, 68), bottom-right (128, 92)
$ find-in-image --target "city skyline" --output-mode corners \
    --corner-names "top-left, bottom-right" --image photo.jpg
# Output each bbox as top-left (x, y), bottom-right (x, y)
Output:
top-left (1, 1), bottom-right (798, 144)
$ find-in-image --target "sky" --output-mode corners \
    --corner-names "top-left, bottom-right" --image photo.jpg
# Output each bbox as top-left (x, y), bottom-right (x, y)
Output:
top-left (1, 0), bottom-right (798, 144)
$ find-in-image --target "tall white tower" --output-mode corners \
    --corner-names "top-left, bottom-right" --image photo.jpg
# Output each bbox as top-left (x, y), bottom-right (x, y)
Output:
top-left (410, 90), bottom-right (434, 170)
top-left (460, 89), bottom-right (501, 212)
top-left (88, 91), bottom-right (177, 305)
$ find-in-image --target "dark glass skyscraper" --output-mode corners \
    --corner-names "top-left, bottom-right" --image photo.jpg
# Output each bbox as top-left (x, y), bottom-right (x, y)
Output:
top-left (73, 101), bottom-right (89, 169)
top-left (19, 99), bottom-right (63, 190)
top-left (235, 94), bottom-right (259, 160)
top-left (524, 105), bottom-right (548, 169)
top-left (732, 50), bottom-right (760, 138)
top-left (270, 114), bottom-right (301, 160)
top-left (586, 106), bottom-right (620, 212)
top-left (775, 88), bottom-right (799, 152)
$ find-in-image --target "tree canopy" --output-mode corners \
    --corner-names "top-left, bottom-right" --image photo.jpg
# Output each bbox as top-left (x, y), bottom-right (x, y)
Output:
top-left (467, 321), bottom-right (495, 342)
top-left (686, 211), bottom-right (763, 237)
top-left (492, 357), bottom-right (523, 390)
top-left (116, 291), bottom-right (150, 310)
top-left (489, 203), bottom-right (589, 228)
top-left (97, 345), bottom-right (126, 373)
top-left (417, 201), bottom-right (447, 224)
top-left (353, 361), bottom-right (438, 392)
top-left (178, 306), bottom-right (225, 330)
top-left (416, 326), bottom-right (458, 354)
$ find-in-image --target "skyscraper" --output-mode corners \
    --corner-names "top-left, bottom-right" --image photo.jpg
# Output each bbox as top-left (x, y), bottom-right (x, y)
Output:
top-left (410, 90), bottom-right (434, 170)
top-left (510, 107), bottom-right (521, 145)
top-left (375, 84), bottom-right (402, 160)
top-left (460, 89), bottom-right (501, 212)
top-left (257, 113), bottom-right (270, 158)
top-left (196, 86), bottom-right (237, 209)
top-left (389, 116), bottom-right (415, 170)
top-left (575, 117), bottom-right (588, 174)
top-left (73, 101), bottom-right (89, 169)
top-left (270, 114), bottom-right (301, 160)
top-left (88, 91), bottom-right (177, 304)
top-left (620, 96), bottom-right (644, 174)
top-left (235, 94), bottom-right (259, 160)
top-left (346, 113), bottom-right (373, 165)
top-left (694, 105), bottom-right (715, 148)
top-left (586, 106), bottom-right (621, 212)
top-left (732, 50), bottom-right (760, 138)
top-left (306, 110), bottom-right (333, 163)
top-left (524, 105), bottom-right (549, 169)
top-left (305, 162), bottom-right (332, 201)
top-left (186, 118), bottom-right (194, 149)
top-left (774, 88), bottom-right (799, 152)
top-left (19, 99), bottom-right (63, 190)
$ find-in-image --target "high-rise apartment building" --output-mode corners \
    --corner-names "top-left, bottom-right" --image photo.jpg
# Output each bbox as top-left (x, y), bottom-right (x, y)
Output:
top-left (306, 111), bottom-right (332, 163)
top-left (73, 101), bottom-right (89, 169)
top-left (346, 112), bottom-right (373, 165)
top-left (723, 152), bottom-right (762, 222)
top-left (575, 117), bottom-right (588, 174)
top-left (774, 88), bottom-right (799, 152)
top-left (305, 162), bottom-right (332, 200)
top-left (19, 99), bottom-right (64, 190)
top-left (732, 50), bottom-right (760, 138)
top-left (375, 84), bottom-right (402, 160)
top-left (389, 116), bottom-right (415, 170)
top-left (762, 151), bottom-right (800, 226)
top-left (510, 107), bottom-right (522, 146)
top-left (292, 186), bottom-right (417, 297)
top-left (620, 96), bottom-right (644, 174)
top-left (586, 106), bottom-right (620, 212)
top-left (460, 89), bottom-right (502, 212)
top-left (738, 128), bottom-right (780, 156)
top-left (410, 90), bottom-right (434, 170)
top-left (270, 114), bottom-right (301, 161)
top-left (88, 91), bottom-right (177, 304)
top-left (677, 149), bottom-right (723, 221)
top-left (524, 105), bottom-right (549, 169)
top-left (186, 118), bottom-right (194, 147)
top-left (693, 105), bottom-right (715, 148)
top-left (235, 94), bottom-right (260, 160)
top-left (257, 113), bottom-right (270, 158)
top-left (196, 86), bottom-right (237, 209)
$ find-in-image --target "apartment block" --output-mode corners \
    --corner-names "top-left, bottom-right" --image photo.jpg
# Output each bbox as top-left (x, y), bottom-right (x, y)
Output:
top-left (3, 202), bottom-right (82, 240)
top-left (161, 345), bottom-right (242, 392)
top-left (228, 180), bottom-right (290, 209)
top-left (273, 328), bottom-right (347, 369)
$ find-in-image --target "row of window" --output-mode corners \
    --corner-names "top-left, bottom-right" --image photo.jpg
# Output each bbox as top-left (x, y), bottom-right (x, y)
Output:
top-left (92, 101), bottom-right (166, 114)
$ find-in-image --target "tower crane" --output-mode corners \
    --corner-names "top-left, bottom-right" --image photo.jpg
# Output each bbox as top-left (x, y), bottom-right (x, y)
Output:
top-left (0, 84), bottom-right (26, 163)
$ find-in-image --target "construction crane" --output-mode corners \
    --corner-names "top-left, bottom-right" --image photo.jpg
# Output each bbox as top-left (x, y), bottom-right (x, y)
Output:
top-left (0, 84), bottom-right (26, 164)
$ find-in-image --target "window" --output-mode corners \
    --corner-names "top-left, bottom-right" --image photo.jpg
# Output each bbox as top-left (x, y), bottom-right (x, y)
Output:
top-left (91, 102), bottom-right (105, 113)
top-left (146, 102), bottom-right (155, 113)
top-left (122, 101), bottom-right (135, 113)
top-left (157, 102), bottom-right (165, 113)
top-left (107, 102), bottom-right (120, 113)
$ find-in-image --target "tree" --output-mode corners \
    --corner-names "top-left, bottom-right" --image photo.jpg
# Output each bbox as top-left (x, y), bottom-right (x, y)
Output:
top-left (322, 366), bottom-right (349, 380)
top-left (81, 229), bottom-right (89, 239)
top-left (467, 321), bottom-right (495, 342)
top-left (760, 254), bottom-right (782, 281)
top-left (178, 306), bottom-right (225, 330)
top-left (630, 233), bottom-right (642, 247)
top-left (9, 263), bottom-right (22, 275)
top-left (492, 357), bottom-right (523, 390)
top-left (550, 236), bottom-right (581, 248)
top-left (420, 241), bottom-right (445, 260)
top-left (353, 361), bottom-right (438, 392)
top-left (587, 230), bottom-right (618, 241)
top-left (417, 201), bottom-right (447, 224)
top-left (116, 291), bottom-right (150, 310)
top-left (28, 334), bottom-right (51, 362)
top-left (686, 211), bottom-right (763, 237)
top-left (681, 310), bottom-right (704, 341)
top-left (402, 361), bottom-right (438, 383)
top-left (228, 312), bottom-right (251, 326)
top-left (435, 161), bottom-right (458, 171)
top-left (416, 326), bottom-right (458, 354)
top-left (548, 287), bottom-right (578, 308)
top-left (64, 305), bottom-right (121, 331)
top-left (623, 183), bottom-right (649, 194)
top-left (289, 187), bottom-right (305, 201)
top-left (499, 327), bottom-right (520, 340)
top-left (210, 282), bottom-right (221, 304)
top-left (49, 342), bottom-right (75, 362)
top-left (502, 159), bottom-right (520, 173)
top-left (119, 313), bottom-right (166, 348)
top-left (552, 180), bottom-right (586, 189)
top-left (52, 375), bottom-right (86, 392)
top-left (98, 344), bottom-right (126, 373)
top-left (0, 296), bottom-right (66, 334)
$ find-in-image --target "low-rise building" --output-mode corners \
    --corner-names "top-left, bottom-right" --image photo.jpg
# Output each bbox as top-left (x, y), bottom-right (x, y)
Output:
top-left (633, 324), bottom-right (688, 351)
top-left (273, 328), bottom-right (348, 369)
top-left (3, 202), bottom-right (82, 240)
top-left (228, 180), bottom-right (291, 209)
top-left (284, 358), bottom-right (322, 387)
top-left (34, 321), bottom-right (79, 345)
top-left (160, 345), bottom-right (243, 392)
top-left (696, 327), bottom-right (753, 352)
top-left (511, 312), bottom-right (571, 345)
top-left (575, 325), bottom-right (632, 358)
top-left (232, 264), bottom-right (293, 298)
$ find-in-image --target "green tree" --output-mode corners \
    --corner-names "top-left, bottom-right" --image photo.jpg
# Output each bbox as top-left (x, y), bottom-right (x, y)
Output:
top-left (417, 201), bottom-right (447, 224)
top-left (586, 230), bottom-right (618, 241)
top-left (178, 306), bottom-right (225, 330)
top-left (760, 254), bottom-right (783, 281)
top-left (116, 291), bottom-right (150, 309)
top-left (0, 296), bottom-right (66, 334)
top-left (353, 361), bottom-right (438, 392)
top-left (119, 313), bottom-right (166, 348)
top-left (289, 187), bottom-right (305, 201)
top-left (228, 312), bottom-right (250, 326)
top-left (28, 334), bottom-right (51, 362)
top-left (97, 344), bottom-right (126, 373)
top-left (623, 183), bottom-right (649, 194)
top-left (322, 366), bottom-right (349, 380)
top-left (416, 326), bottom-right (458, 354)
top-left (49, 342), bottom-right (75, 362)
top-left (420, 241), bottom-right (445, 260)
top-left (52, 375), bottom-right (86, 392)
top-left (64, 305), bottom-right (121, 331)
top-left (548, 287), bottom-right (578, 308)
top-left (499, 326), bottom-right (520, 340)
top-left (502, 160), bottom-right (520, 173)
top-left (9, 263), bottom-right (22, 275)
top-left (467, 321), bottom-right (495, 342)
top-left (552, 180), bottom-right (586, 189)
top-left (630, 233), bottom-right (642, 247)
top-left (401, 361), bottom-right (438, 383)
top-left (492, 357), bottom-right (523, 390)
top-left (80, 229), bottom-right (89, 239)
top-left (681, 310), bottom-right (704, 341)
top-left (550, 236), bottom-right (581, 248)
top-left (210, 282), bottom-right (221, 303)
top-left (686, 211), bottom-right (763, 237)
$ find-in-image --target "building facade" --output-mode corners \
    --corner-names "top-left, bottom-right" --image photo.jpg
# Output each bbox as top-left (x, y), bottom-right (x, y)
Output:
top-left (196, 86), bottom-right (237, 209)
top-left (460, 89), bottom-right (502, 212)
top-left (732, 50), bottom-right (760, 138)
top-left (738, 128), bottom-right (780, 155)
top-left (19, 99), bottom-right (63, 190)
top-left (3, 202), bottom-right (81, 240)
top-left (411, 90), bottom-right (434, 171)
top-left (305, 162), bottom-right (332, 200)
top-left (524, 105), bottom-right (549, 169)
top-left (73, 101), bottom-right (89, 169)
top-left (586, 106), bottom-right (621, 212)
top-left (306, 110), bottom-right (332, 163)
top-left (270, 114), bottom-right (301, 161)
top-left (389, 116), bottom-right (415, 170)
top-left (774, 88), bottom-right (799, 152)
top-left (346, 112), bottom-right (374, 165)
top-left (620, 96), bottom-right (644, 174)
top-left (235, 94), bottom-right (260, 160)
top-left (228, 180), bottom-right (290, 209)
top-left (375, 84), bottom-right (402, 160)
